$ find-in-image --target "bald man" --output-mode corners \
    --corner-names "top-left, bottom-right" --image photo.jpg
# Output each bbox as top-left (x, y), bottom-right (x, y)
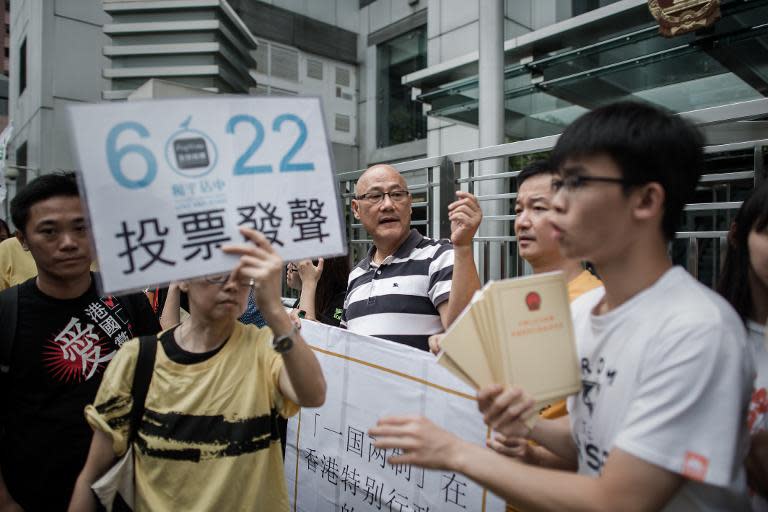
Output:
top-left (340, 164), bottom-right (482, 351)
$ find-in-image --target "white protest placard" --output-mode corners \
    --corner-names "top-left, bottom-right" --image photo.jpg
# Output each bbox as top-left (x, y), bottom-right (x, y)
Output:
top-left (286, 322), bottom-right (505, 512)
top-left (67, 97), bottom-right (346, 295)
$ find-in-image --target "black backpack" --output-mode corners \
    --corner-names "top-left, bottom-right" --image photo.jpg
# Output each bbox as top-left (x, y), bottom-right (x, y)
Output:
top-left (0, 286), bottom-right (19, 375)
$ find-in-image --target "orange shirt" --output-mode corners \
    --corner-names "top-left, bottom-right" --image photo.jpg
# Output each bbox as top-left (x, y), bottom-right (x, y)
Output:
top-left (540, 270), bottom-right (603, 420)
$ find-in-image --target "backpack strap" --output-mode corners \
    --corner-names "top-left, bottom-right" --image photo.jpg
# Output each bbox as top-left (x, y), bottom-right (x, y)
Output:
top-left (0, 286), bottom-right (19, 375)
top-left (128, 335), bottom-right (157, 444)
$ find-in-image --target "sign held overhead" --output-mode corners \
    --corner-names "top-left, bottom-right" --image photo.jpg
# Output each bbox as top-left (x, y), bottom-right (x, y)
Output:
top-left (67, 96), bottom-right (346, 295)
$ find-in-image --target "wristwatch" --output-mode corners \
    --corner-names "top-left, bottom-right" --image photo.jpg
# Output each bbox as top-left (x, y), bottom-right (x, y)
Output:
top-left (272, 323), bottom-right (297, 353)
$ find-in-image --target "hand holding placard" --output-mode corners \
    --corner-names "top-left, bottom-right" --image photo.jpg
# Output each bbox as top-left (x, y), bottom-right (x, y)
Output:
top-left (222, 227), bottom-right (284, 314)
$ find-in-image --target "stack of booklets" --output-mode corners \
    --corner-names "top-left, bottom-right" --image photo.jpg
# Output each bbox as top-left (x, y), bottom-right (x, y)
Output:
top-left (438, 271), bottom-right (581, 411)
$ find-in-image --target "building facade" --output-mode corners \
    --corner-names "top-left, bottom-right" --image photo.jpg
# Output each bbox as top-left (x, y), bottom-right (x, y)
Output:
top-left (6, 0), bottom-right (109, 200)
top-left (2, 0), bottom-right (767, 224)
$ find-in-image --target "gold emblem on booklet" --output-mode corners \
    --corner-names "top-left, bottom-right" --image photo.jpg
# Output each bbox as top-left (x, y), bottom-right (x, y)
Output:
top-left (648, 0), bottom-right (720, 37)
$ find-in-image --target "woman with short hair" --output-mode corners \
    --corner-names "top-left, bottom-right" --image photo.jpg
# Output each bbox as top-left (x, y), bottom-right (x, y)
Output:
top-left (69, 228), bottom-right (326, 511)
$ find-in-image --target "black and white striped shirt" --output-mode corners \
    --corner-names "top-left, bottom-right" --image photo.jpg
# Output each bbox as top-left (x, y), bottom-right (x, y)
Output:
top-left (341, 229), bottom-right (453, 351)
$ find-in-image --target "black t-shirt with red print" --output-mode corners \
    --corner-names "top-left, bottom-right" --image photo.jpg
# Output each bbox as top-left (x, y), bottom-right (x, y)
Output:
top-left (0, 274), bottom-right (160, 512)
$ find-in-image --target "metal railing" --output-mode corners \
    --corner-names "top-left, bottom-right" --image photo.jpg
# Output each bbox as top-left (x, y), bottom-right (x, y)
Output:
top-left (337, 99), bottom-right (768, 288)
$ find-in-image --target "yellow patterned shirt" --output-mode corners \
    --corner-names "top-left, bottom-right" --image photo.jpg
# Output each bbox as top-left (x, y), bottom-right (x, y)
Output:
top-left (86, 322), bottom-right (299, 511)
top-left (0, 237), bottom-right (36, 290)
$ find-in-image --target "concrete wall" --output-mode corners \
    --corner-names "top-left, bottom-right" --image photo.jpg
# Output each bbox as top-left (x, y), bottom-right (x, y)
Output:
top-left (8, 0), bottom-right (109, 184)
top-left (247, 0), bottom-right (361, 34)
top-left (3, 0), bottom-right (566, 198)
top-left (252, 0), bottom-right (430, 169)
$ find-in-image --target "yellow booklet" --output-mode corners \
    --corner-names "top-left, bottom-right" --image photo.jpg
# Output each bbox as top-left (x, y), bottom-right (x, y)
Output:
top-left (437, 271), bottom-right (581, 409)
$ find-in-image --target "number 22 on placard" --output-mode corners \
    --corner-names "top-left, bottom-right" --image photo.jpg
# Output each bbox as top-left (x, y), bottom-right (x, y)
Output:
top-left (226, 114), bottom-right (315, 174)
top-left (106, 114), bottom-right (315, 189)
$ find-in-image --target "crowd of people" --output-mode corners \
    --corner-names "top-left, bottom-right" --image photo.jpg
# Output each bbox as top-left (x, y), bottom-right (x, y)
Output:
top-left (0, 100), bottom-right (766, 511)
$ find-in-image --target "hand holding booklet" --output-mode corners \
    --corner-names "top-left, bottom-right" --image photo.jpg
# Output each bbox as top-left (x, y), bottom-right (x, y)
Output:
top-left (437, 271), bottom-right (581, 412)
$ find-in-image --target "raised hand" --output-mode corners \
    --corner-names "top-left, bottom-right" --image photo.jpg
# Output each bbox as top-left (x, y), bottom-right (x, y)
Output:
top-left (222, 227), bottom-right (284, 316)
top-left (448, 191), bottom-right (482, 247)
top-left (297, 258), bottom-right (324, 285)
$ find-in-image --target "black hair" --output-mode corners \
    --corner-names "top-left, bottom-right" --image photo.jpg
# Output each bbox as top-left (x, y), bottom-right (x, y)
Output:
top-left (10, 172), bottom-right (80, 235)
top-left (315, 256), bottom-right (351, 317)
top-left (550, 101), bottom-right (704, 241)
top-left (517, 159), bottom-right (555, 188)
top-left (717, 180), bottom-right (768, 325)
top-left (0, 218), bottom-right (9, 239)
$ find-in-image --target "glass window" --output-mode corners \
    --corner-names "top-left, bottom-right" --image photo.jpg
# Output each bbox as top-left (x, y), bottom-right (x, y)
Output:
top-left (15, 141), bottom-right (27, 188)
top-left (376, 26), bottom-right (426, 148)
top-left (18, 37), bottom-right (25, 94)
top-left (570, 0), bottom-right (621, 17)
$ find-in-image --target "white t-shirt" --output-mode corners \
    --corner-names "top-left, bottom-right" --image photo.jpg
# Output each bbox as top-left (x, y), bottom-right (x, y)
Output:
top-left (748, 319), bottom-right (768, 512)
top-left (567, 267), bottom-right (753, 511)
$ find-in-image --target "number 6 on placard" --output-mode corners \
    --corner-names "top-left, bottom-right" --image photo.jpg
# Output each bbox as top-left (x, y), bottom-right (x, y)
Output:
top-left (106, 122), bottom-right (158, 189)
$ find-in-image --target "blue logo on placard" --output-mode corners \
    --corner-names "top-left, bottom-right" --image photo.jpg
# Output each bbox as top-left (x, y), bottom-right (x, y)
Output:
top-left (165, 116), bottom-right (218, 178)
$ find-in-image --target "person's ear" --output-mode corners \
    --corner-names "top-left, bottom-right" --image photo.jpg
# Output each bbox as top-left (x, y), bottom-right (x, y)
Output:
top-left (632, 182), bottom-right (665, 223)
top-left (351, 199), bottom-right (361, 220)
top-left (16, 231), bottom-right (29, 251)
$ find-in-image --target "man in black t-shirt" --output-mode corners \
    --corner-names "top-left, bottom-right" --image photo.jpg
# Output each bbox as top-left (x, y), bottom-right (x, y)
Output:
top-left (0, 173), bottom-right (160, 512)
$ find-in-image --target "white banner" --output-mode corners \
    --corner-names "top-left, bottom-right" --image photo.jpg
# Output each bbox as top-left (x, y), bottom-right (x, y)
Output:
top-left (66, 97), bottom-right (346, 295)
top-left (286, 322), bottom-right (505, 512)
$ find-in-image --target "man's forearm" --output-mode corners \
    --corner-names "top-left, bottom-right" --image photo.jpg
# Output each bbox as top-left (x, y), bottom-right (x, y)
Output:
top-left (528, 444), bottom-right (579, 471)
top-left (449, 440), bottom-right (608, 512)
top-left (443, 245), bottom-right (481, 327)
top-left (530, 416), bottom-right (578, 463)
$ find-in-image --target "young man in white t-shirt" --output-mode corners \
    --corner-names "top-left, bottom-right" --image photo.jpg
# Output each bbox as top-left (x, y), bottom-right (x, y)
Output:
top-left (369, 101), bottom-right (754, 511)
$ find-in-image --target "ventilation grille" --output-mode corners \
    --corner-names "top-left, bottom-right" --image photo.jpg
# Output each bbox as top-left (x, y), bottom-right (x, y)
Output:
top-left (335, 113), bottom-right (351, 132)
top-left (335, 66), bottom-right (351, 87)
top-left (271, 45), bottom-right (299, 82)
top-left (306, 58), bottom-right (323, 80)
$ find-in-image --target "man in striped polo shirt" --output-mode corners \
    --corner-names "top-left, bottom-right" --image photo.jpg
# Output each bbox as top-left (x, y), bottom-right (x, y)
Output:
top-left (340, 164), bottom-right (482, 351)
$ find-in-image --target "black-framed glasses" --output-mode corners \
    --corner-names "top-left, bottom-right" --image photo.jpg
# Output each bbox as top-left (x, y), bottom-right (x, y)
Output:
top-left (551, 175), bottom-right (634, 193)
top-left (355, 189), bottom-right (410, 204)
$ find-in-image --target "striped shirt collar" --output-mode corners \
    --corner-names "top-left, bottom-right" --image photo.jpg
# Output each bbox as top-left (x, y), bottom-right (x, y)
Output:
top-left (360, 229), bottom-right (424, 271)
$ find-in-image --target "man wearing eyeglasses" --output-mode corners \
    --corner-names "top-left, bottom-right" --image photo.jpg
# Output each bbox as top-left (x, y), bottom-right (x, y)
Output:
top-left (367, 102), bottom-right (752, 511)
top-left (487, 159), bottom-right (602, 477)
top-left (341, 164), bottom-right (482, 352)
